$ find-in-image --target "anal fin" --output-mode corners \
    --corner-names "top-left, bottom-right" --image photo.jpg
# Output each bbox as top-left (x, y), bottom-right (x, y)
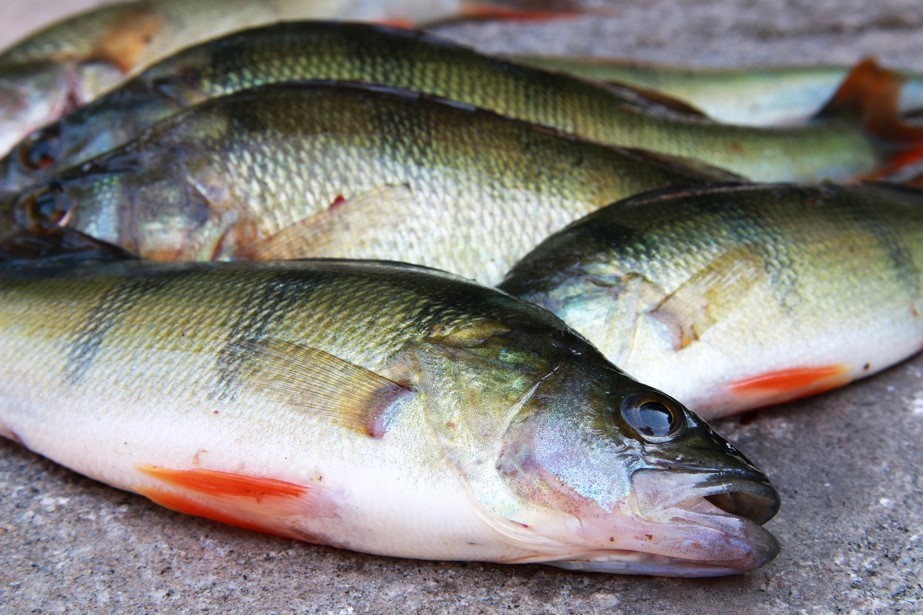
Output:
top-left (135, 466), bottom-right (331, 541)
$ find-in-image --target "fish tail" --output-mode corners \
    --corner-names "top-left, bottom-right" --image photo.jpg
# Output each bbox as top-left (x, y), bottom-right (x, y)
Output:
top-left (817, 57), bottom-right (923, 177)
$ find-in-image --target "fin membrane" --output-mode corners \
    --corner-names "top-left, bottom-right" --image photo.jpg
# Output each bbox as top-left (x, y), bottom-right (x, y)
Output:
top-left (727, 364), bottom-right (851, 407)
top-left (136, 466), bottom-right (328, 541)
top-left (817, 58), bottom-right (923, 176)
top-left (228, 337), bottom-right (413, 438)
top-left (648, 247), bottom-right (764, 350)
top-left (239, 184), bottom-right (415, 261)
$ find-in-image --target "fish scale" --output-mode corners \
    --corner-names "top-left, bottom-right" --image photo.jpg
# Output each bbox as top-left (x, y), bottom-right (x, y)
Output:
top-left (501, 182), bottom-right (923, 418)
top-left (0, 0), bottom-right (550, 155)
top-left (0, 83), bottom-right (734, 284)
top-left (0, 257), bottom-right (781, 576)
top-left (0, 22), bottom-right (914, 191)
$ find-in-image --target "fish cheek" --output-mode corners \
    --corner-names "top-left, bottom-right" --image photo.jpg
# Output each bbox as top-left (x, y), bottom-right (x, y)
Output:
top-left (124, 174), bottom-right (244, 260)
top-left (496, 408), bottom-right (634, 517)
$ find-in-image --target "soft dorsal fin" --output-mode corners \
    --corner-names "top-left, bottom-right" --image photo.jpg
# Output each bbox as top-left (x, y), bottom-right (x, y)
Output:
top-left (228, 338), bottom-right (413, 438)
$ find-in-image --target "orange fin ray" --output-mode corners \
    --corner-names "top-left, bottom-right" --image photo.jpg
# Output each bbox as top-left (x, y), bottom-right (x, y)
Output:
top-left (136, 466), bottom-right (335, 540)
top-left (818, 58), bottom-right (923, 178)
top-left (726, 364), bottom-right (852, 407)
top-left (457, 3), bottom-right (585, 23)
top-left (86, 9), bottom-right (165, 74)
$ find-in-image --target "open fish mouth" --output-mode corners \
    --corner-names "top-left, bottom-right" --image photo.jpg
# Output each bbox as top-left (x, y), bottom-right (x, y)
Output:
top-left (552, 469), bottom-right (780, 577)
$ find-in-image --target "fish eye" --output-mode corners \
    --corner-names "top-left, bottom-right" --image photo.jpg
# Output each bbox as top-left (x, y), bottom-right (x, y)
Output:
top-left (620, 394), bottom-right (685, 442)
top-left (22, 183), bottom-right (73, 229)
top-left (18, 126), bottom-right (61, 173)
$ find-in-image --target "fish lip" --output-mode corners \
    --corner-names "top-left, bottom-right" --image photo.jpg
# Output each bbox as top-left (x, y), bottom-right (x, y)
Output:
top-left (691, 471), bottom-right (781, 525)
top-left (616, 468), bottom-right (782, 574)
top-left (632, 467), bottom-right (780, 524)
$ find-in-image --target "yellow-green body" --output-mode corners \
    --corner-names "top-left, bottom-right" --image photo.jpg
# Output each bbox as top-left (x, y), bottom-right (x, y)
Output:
top-left (514, 56), bottom-right (923, 126)
top-left (0, 258), bottom-right (779, 576)
top-left (2, 84), bottom-right (731, 284)
top-left (501, 183), bottom-right (923, 418)
top-left (0, 0), bottom-right (496, 156)
top-left (0, 23), bottom-right (901, 190)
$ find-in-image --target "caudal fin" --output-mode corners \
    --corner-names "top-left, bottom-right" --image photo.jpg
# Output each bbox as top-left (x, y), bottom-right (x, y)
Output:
top-left (816, 57), bottom-right (923, 177)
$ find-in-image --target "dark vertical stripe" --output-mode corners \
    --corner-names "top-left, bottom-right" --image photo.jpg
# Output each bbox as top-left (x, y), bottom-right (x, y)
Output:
top-left (63, 275), bottom-right (170, 385)
top-left (209, 271), bottom-right (314, 401)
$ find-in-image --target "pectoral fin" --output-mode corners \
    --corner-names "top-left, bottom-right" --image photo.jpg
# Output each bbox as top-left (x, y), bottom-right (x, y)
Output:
top-left (648, 247), bottom-right (764, 350)
top-left (229, 338), bottom-right (413, 438)
top-left (239, 184), bottom-right (415, 261)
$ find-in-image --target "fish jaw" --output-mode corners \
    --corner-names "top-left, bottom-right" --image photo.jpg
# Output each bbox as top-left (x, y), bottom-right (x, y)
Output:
top-left (482, 458), bottom-right (780, 577)
top-left (570, 469), bottom-right (781, 576)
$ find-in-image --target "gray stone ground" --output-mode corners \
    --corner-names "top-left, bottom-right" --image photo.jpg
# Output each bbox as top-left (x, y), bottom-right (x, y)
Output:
top-left (2, 1), bottom-right (923, 613)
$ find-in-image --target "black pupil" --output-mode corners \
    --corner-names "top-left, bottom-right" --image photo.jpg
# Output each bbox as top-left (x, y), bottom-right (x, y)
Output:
top-left (623, 400), bottom-right (676, 438)
top-left (32, 187), bottom-right (70, 226)
top-left (24, 132), bottom-right (59, 171)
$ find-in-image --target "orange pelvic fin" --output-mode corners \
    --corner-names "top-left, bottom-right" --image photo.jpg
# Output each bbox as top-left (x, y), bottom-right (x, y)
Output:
top-left (136, 465), bottom-right (334, 540)
top-left (457, 3), bottom-right (585, 22)
top-left (818, 58), bottom-right (923, 177)
top-left (727, 364), bottom-right (852, 407)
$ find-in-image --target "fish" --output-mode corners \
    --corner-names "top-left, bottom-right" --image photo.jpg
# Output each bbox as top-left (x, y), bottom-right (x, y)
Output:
top-left (499, 182), bottom-right (923, 419)
top-left (0, 254), bottom-right (780, 576)
top-left (0, 0), bottom-right (573, 156)
top-left (0, 82), bottom-right (736, 284)
top-left (513, 56), bottom-right (923, 126)
top-left (2, 23), bottom-right (921, 191)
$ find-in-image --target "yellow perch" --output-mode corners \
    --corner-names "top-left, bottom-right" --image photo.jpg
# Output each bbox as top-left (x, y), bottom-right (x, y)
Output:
top-left (0, 255), bottom-right (780, 576)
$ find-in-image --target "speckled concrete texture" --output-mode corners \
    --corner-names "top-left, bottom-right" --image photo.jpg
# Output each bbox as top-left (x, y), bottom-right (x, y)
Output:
top-left (1, 1), bottom-right (922, 613)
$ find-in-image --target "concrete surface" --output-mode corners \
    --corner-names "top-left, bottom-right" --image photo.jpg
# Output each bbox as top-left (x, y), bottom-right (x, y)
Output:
top-left (1, 1), bottom-right (923, 613)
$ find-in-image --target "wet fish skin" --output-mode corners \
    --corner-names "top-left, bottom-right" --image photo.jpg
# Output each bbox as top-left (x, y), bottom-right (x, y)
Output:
top-left (0, 257), bottom-right (779, 576)
top-left (1, 83), bottom-right (733, 284)
top-left (0, 22), bottom-right (907, 191)
top-left (514, 56), bottom-right (923, 126)
top-left (0, 0), bottom-right (543, 156)
top-left (500, 182), bottom-right (923, 418)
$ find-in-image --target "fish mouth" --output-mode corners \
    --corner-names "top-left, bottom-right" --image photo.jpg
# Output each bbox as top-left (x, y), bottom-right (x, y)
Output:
top-left (554, 469), bottom-right (780, 577)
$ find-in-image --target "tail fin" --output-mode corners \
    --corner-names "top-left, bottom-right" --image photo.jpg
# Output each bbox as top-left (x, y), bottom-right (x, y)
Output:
top-left (816, 58), bottom-right (923, 177)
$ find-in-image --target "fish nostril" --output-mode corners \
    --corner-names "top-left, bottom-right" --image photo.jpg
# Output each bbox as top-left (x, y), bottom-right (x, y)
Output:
top-left (705, 488), bottom-right (780, 525)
